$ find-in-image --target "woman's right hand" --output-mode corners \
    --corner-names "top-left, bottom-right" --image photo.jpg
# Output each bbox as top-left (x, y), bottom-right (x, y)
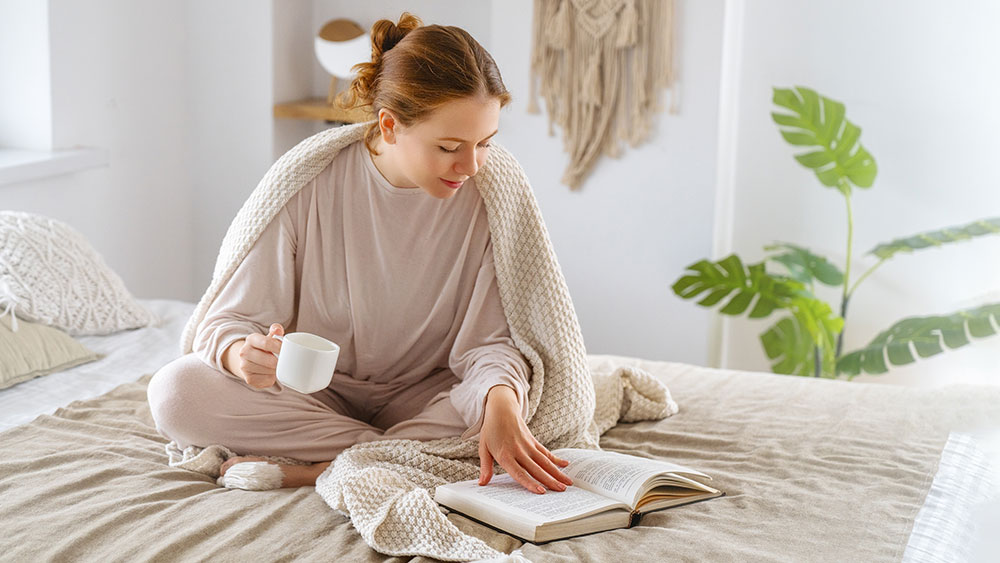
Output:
top-left (229, 323), bottom-right (285, 388)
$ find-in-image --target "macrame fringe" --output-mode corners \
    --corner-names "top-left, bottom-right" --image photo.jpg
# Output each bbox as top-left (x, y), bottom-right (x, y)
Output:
top-left (530, 0), bottom-right (677, 190)
top-left (0, 280), bottom-right (19, 333)
top-left (549, 0), bottom-right (571, 49)
top-left (616, 0), bottom-right (638, 48)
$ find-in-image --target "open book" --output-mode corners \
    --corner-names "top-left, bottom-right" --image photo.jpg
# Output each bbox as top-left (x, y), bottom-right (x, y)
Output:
top-left (434, 448), bottom-right (724, 543)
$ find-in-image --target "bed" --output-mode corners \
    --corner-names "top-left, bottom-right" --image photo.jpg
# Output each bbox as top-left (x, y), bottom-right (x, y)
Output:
top-left (1, 297), bottom-right (998, 562)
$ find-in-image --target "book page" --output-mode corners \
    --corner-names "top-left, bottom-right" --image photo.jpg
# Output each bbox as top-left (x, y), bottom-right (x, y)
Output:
top-left (554, 448), bottom-right (710, 507)
top-left (438, 474), bottom-right (623, 525)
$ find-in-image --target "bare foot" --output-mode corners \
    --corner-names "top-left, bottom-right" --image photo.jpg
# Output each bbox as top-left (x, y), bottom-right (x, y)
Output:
top-left (219, 456), bottom-right (332, 488)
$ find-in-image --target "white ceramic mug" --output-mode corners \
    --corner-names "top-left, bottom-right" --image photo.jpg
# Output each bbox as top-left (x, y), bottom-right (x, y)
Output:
top-left (270, 332), bottom-right (340, 394)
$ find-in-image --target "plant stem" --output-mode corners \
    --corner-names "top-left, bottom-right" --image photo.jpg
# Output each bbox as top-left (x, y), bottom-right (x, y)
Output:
top-left (836, 187), bottom-right (854, 359)
top-left (813, 346), bottom-right (821, 378)
top-left (847, 258), bottom-right (886, 297)
top-left (834, 259), bottom-right (884, 359)
top-left (836, 293), bottom-right (850, 358)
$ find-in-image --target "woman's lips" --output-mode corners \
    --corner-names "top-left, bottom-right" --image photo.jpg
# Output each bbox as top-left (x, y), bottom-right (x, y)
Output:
top-left (441, 178), bottom-right (464, 189)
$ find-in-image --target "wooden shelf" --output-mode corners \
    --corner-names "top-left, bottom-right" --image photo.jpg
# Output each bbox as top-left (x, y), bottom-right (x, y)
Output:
top-left (273, 98), bottom-right (374, 123)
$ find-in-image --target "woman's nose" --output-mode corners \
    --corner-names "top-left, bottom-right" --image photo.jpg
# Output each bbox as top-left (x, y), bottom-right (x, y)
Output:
top-left (456, 149), bottom-right (478, 177)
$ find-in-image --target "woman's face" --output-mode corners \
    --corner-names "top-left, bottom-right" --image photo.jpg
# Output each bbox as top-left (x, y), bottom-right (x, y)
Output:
top-left (377, 95), bottom-right (501, 199)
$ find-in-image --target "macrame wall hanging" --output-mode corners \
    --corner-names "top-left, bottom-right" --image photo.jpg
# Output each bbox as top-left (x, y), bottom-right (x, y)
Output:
top-left (527, 0), bottom-right (678, 190)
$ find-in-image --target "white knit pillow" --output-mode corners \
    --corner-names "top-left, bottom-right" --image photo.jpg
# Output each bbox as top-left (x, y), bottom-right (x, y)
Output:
top-left (0, 211), bottom-right (158, 336)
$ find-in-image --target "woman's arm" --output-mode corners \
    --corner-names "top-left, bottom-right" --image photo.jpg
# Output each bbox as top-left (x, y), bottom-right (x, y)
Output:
top-left (448, 237), bottom-right (572, 492)
top-left (221, 339), bottom-right (245, 377)
top-left (478, 384), bottom-right (573, 494)
top-left (192, 202), bottom-right (298, 374)
top-left (448, 238), bottom-right (531, 436)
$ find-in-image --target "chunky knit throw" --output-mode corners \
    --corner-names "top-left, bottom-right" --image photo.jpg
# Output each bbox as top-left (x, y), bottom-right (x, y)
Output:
top-left (171, 122), bottom-right (677, 560)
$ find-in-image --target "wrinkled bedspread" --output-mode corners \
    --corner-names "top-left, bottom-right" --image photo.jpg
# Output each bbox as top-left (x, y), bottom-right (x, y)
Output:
top-left (1, 354), bottom-right (997, 562)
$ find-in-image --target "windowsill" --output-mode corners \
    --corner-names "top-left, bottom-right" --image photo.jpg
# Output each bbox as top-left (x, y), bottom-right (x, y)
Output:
top-left (0, 147), bottom-right (109, 187)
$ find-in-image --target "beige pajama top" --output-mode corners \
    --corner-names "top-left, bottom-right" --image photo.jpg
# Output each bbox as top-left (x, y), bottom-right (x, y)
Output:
top-left (192, 138), bottom-right (530, 437)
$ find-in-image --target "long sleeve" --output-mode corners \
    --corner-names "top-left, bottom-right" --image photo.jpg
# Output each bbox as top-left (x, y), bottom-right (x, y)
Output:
top-left (449, 238), bottom-right (531, 439)
top-left (192, 204), bottom-right (298, 376)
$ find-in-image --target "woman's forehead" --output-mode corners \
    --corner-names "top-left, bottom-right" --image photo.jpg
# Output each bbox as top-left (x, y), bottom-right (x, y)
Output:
top-left (419, 98), bottom-right (500, 139)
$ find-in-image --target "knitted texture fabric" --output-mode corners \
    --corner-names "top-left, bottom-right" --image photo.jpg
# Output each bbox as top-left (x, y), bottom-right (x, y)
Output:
top-left (0, 211), bottom-right (158, 336)
top-left (527, 0), bottom-right (678, 190)
top-left (172, 122), bottom-right (677, 560)
top-left (166, 365), bottom-right (676, 560)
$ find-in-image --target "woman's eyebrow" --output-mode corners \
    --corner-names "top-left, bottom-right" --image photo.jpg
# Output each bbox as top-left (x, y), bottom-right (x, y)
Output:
top-left (437, 130), bottom-right (499, 142)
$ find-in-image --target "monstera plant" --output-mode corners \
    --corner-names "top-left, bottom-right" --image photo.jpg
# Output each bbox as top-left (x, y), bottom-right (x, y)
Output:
top-left (672, 85), bottom-right (1000, 379)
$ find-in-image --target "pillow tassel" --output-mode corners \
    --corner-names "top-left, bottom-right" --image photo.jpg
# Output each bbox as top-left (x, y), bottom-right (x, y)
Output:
top-left (0, 297), bottom-right (18, 333)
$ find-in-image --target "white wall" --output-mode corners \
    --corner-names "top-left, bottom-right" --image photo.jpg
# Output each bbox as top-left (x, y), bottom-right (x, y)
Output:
top-left (186, 0), bottom-right (274, 296)
top-left (287, 0), bottom-right (721, 365)
top-left (0, 0), bottom-right (51, 150)
top-left (488, 0), bottom-right (721, 364)
top-left (4, 0), bottom-right (996, 384)
top-left (274, 0), bottom-right (323, 159)
top-left (2, 0), bottom-right (194, 301)
top-left (720, 0), bottom-right (1000, 386)
top-left (1, 0), bottom-right (275, 303)
top-left (276, 0), bottom-right (721, 365)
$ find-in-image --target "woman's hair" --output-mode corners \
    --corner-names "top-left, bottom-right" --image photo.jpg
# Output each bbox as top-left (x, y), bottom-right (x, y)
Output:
top-left (336, 12), bottom-right (511, 156)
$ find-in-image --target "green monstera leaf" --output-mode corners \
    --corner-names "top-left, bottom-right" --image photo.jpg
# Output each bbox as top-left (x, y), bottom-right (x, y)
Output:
top-left (790, 295), bottom-right (843, 365)
top-left (837, 303), bottom-right (1000, 378)
top-left (671, 255), bottom-right (800, 319)
top-left (771, 86), bottom-right (877, 195)
top-left (761, 316), bottom-right (815, 376)
top-left (673, 255), bottom-right (843, 372)
top-left (765, 242), bottom-right (844, 287)
top-left (869, 217), bottom-right (1000, 260)
top-left (760, 309), bottom-right (840, 378)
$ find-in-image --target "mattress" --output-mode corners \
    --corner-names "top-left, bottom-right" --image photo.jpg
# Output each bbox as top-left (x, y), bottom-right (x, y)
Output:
top-left (0, 299), bottom-right (998, 562)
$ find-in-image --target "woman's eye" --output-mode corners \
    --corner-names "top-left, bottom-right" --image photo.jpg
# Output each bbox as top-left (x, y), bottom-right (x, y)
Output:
top-left (438, 143), bottom-right (491, 153)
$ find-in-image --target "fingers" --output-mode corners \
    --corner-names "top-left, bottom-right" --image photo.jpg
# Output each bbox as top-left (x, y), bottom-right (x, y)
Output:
top-left (251, 328), bottom-right (283, 356)
top-left (240, 342), bottom-right (278, 373)
top-left (497, 452), bottom-right (565, 494)
top-left (252, 325), bottom-right (283, 348)
top-left (497, 457), bottom-right (545, 494)
top-left (531, 447), bottom-right (573, 487)
top-left (246, 345), bottom-right (279, 367)
top-left (479, 443), bottom-right (494, 486)
top-left (241, 358), bottom-right (274, 375)
top-left (541, 445), bottom-right (571, 468)
top-left (518, 454), bottom-right (567, 492)
top-left (241, 360), bottom-right (277, 387)
top-left (237, 326), bottom-right (285, 389)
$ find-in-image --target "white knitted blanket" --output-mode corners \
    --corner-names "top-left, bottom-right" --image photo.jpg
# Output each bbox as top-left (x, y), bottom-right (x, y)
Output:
top-left (170, 122), bottom-right (677, 560)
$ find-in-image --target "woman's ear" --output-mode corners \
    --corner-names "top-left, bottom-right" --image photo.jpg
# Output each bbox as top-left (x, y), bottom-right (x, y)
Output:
top-left (378, 109), bottom-right (398, 145)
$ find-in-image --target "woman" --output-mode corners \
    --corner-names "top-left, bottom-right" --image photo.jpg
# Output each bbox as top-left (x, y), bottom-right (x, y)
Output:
top-left (148, 13), bottom-right (573, 495)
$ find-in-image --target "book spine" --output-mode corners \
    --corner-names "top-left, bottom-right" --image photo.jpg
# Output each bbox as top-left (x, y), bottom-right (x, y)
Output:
top-left (628, 511), bottom-right (642, 528)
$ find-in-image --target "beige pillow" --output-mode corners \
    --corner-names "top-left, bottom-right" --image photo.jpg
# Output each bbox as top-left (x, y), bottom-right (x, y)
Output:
top-left (0, 309), bottom-right (103, 390)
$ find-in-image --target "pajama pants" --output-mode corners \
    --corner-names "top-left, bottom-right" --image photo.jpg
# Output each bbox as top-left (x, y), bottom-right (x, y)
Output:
top-left (146, 353), bottom-right (470, 462)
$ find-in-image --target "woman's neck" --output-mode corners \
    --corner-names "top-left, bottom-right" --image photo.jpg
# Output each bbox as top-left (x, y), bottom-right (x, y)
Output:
top-left (370, 138), bottom-right (416, 189)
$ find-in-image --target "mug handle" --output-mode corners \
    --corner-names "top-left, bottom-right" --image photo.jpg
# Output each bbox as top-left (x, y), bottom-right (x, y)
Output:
top-left (270, 334), bottom-right (284, 358)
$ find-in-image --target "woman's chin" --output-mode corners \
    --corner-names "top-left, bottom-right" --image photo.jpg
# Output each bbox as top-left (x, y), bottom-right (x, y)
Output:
top-left (422, 185), bottom-right (458, 199)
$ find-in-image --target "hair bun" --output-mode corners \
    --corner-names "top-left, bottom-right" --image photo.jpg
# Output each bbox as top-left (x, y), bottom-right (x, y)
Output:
top-left (337, 11), bottom-right (512, 160)
top-left (370, 12), bottom-right (423, 61)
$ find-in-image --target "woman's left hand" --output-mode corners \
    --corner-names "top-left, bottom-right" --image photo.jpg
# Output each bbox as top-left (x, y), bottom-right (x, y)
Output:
top-left (478, 384), bottom-right (574, 494)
